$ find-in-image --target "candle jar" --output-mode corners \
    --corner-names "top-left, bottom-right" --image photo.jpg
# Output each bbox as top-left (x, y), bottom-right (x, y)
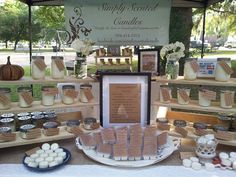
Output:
top-left (177, 88), bottom-right (191, 105)
top-left (100, 59), bottom-right (105, 65)
top-left (51, 56), bottom-right (65, 79)
top-left (116, 58), bottom-right (121, 65)
top-left (0, 127), bottom-right (11, 134)
top-left (220, 90), bottom-right (235, 109)
top-left (41, 86), bottom-right (56, 106)
top-left (31, 56), bottom-right (46, 80)
top-left (43, 121), bottom-right (58, 135)
top-left (32, 115), bottom-right (44, 128)
top-left (108, 59), bottom-right (113, 65)
top-left (0, 118), bottom-right (15, 131)
top-left (199, 89), bottom-right (212, 107)
top-left (184, 58), bottom-right (198, 80)
top-left (44, 113), bottom-right (57, 122)
top-left (213, 124), bottom-right (228, 132)
top-left (215, 58), bottom-right (231, 82)
top-left (83, 117), bottom-right (97, 130)
top-left (17, 112), bottom-right (30, 117)
top-left (160, 85), bottom-right (172, 103)
top-left (0, 88), bottom-right (11, 110)
top-left (19, 124), bottom-right (36, 139)
top-left (66, 120), bottom-right (80, 133)
top-left (79, 84), bottom-right (93, 103)
top-left (17, 116), bottom-right (31, 129)
top-left (62, 85), bottom-right (76, 105)
top-left (31, 111), bottom-right (43, 117)
top-left (125, 58), bottom-right (130, 65)
top-left (74, 57), bottom-right (87, 79)
top-left (17, 87), bottom-right (33, 108)
top-left (165, 60), bottom-right (179, 79)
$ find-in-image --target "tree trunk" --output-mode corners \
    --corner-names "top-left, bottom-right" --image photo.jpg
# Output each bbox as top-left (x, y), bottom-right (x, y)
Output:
top-left (5, 41), bottom-right (8, 48)
top-left (14, 40), bottom-right (19, 51)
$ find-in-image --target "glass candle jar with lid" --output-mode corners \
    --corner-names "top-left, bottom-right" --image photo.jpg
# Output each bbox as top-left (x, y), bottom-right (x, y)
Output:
top-left (41, 86), bottom-right (57, 106)
top-left (1, 113), bottom-right (15, 119)
top-left (0, 88), bottom-right (11, 110)
top-left (184, 58), bottom-right (198, 80)
top-left (19, 124), bottom-right (36, 139)
top-left (177, 88), bottom-right (191, 105)
top-left (17, 87), bottom-right (33, 108)
top-left (79, 84), bottom-right (93, 103)
top-left (43, 121), bottom-right (58, 135)
top-left (17, 116), bottom-right (31, 128)
top-left (44, 113), bottom-right (57, 122)
top-left (51, 56), bottom-right (65, 79)
top-left (32, 114), bottom-right (45, 128)
top-left (0, 118), bottom-right (15, 131)
top-left (62, 85), bottom-right (77, 105)
top-left (198, 89), bottom-right (211, 107)
top-left (220, 90), bottom-right (235, 109)
top-left (215, 58), bottom-right (232, 82)
top-left (31, 56), bottom-right (46, 80)
top-left (0, 127), bottom-right (12, 142)
top-left (160, 85), bottom-right (172, 103)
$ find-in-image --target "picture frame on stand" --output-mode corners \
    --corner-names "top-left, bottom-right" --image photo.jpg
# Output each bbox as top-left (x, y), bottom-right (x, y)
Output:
top-left (100, 73), bottom-right (151, 128)
top-left (138, 49), bottom-right (160, 75)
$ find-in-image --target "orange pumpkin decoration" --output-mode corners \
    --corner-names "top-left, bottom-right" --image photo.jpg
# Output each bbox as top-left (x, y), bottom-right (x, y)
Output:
top-left (0, 56), bottom-right (24, 80)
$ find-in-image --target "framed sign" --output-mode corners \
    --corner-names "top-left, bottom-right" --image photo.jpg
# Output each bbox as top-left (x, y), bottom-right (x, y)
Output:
top-left (100, 73), bottom-right (151, 128)
top-left (138, 49), bottom-right (160, 75)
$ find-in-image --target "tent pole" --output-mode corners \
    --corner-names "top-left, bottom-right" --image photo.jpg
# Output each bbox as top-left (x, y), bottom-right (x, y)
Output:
top-left (28, 2), bottom-right (32, 66)
top-left (201, 1), bottom-right (207, 58)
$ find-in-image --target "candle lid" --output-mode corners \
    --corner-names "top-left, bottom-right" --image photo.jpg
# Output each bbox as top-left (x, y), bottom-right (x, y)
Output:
top-left (0, 127), bottom-right (11, 133)
top-left (43, 110), bottom-right (56, 115)
top-left (32, 115), bottom-right (44, 120)
top-left (83, 117), bottom-right (97, 124)
top-left (31, 111), bottom-right (43, 116)
top-left (51, 56), bottom-right (63, 60)
top-left (17, 112), bottom-right (30, 117)
top-left (193, 122), bottom-right (207, 129)
top-left (80, 84), bottom-right (92, 89)
top-left (32, 56), bottom-right (44, 60)
top-left (173, 120), bottom-right (187, 127)
top-left (20, 124), bottom-right (35, 132)
top-left (217, 58), bottom-right (231, 61)
top-left (43, 121), bottom-right (58, 129)
top-left (156, 118), bottom-right (168, 124)
top-left (66, 120), bottom-right (80, 127)
top-left (44, 113), bottom-right (57, 119)
top-left (1, 113), bottom-right (14, 118)
top-left (0, 87), bottom-right (11, 93)
top-left (0, 118), bottom-right (14, 123)
top-left (17, 87), bottom-right (32, 92)
top-left (18, 116), bottom-right (31, 121)
top-left (62, 85), bottom-right (75, 90)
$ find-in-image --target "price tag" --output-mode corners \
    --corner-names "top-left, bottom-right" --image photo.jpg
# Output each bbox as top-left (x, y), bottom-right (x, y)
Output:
top-left (34, 59), bottom-right (47, 71)
top-left (224, 92), bottom-right (233, 106)
top-left (21, 92), bottom-right (33, 105)
top-left (54, 59), bottom-right (65, 71)
top-left (161, 88), bottom-right (171, 102)
top-left (0, 94), bottom-right (10, 105)
top-left (0, 133), bottom-right (16, 142)
top-left (65, 89), bottom-right (78, 98)
top-left (201, 90), bottom-right (216, 100)
top-left (190, 61), bottom-right (199, 73)
top-left (219, 61), bottom-right (234, 75)
top-left (26, 128), bottom-right (41, 139)
top-left (83, 88), bottom-right (94, 102)
top-left (179, 89), bottom-right (190, 102)
top-left (44, 128), bottom-right (59, 136)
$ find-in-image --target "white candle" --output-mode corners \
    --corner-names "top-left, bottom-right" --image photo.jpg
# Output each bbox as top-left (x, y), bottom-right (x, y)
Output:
top-left (0, 88), bottom-right (11, 110)
top-left (41, 86), bottom-right (56, 106)
top-left (184, 58), bottom-right (197, 80)
top-left (31, 56), bottom-right (46, 80)
top-left (215, 58), bottom-right (231, 82)
top-left (177, 88), bottom-right (191, 105)
top-left (51, 56), bottom-right (65, 79)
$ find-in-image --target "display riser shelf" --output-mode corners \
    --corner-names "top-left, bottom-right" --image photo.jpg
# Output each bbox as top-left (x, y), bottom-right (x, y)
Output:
top-left (0, 76), bottom-right (95, 85)
top-left (153, 99), bottom-right (236, 114)
top-left (0, 100), bottom-right (99, 114)
top-left (155, 76), bottom-right (236, 87)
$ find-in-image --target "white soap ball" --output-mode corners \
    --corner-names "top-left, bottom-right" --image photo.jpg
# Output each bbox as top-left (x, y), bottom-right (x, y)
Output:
top-left (40, 153), bottom-right (48, 159)
top-left (219, 152), bottom-right (229, 160)
top-left (28, 162), bottom-right (38, 168)
top-left (206, 140), bottom-right (215, 146)
top-left (30, 154), bottom-right (39, 160)
top-left (35, 157), bottom-right (44, 164)
top-left (49, 161), bottom-right (58, 167)
top-left (205, 163), bottom-right (215, 171)
top-left (36, 149), bottom-right (45, 155)
top-left (39, 161), bottom-right (49, 168)
top-left (45, 156), bottom-right (54, 163)
top-left (57, 152), bottom-right (67, 159)
top-left (51, 143), bottom-right (59, 151)
top-left (45, 149), bottom-right (53, 154)
top-left (24, 157), bottom-right (34, 164)
top-left (192, 162), bottom-right (201, 170)
top-left (230, 152), bottom-right (236, 158)
top-left (205, 134), bottom-right (215, 140)
top-left (190, 157), bottom-right (199, 163)
top-left (233, 161), bottom-right (236, 170)
top-left (49, 152), bottom-right (57, 158)
top-left (54, 156), bottom-right (63, 164)
top-left (54, 148), bottom-right (64, 153)
top-left (42, 143), bottom-right (51, 151)
top-left (229, 157), bottom-right (236, 163)
top-left (183, 159), bottom-right (192, 168)
top-left (221, 159), bottom-right (232, 167)
top-left (198, 137), bottom-right (207, 144)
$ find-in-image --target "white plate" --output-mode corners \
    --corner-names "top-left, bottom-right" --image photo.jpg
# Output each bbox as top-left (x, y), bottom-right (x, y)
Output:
top-left (75, 136), bottom-right (180, 168)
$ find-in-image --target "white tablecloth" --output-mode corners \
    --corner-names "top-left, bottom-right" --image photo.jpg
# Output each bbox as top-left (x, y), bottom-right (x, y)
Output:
top-left (0, 164), bottom-right (235, 177)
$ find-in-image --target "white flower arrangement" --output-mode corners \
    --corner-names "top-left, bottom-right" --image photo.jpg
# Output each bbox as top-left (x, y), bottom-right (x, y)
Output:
top-left (71, 38), bottom-right (94, 57)
top-left (160, 41), bottom-right (185, 61)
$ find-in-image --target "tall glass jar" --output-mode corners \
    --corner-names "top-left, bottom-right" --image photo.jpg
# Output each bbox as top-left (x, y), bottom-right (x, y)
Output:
top-left (165, 60), bottom-right (179, 79)
top-left (177, 88), bottom-right (191, 105)
top-left (74, 57), bottom-right (87, 79)
top-left (51, 56), bottom-right (65, 79)
top-left (79, 84), bottom-right (93, 103)
top-left (215, 58), bottom-right (231, 82)
top-left (184, 58), bottom-right (198, 80)
top-left (0, 88), bottom-right (11, 110)
top-left (199, 89), bottom-right (211, 107)
top-left (160, 85), bottom-right (172, 103)
top-left (31, 56), bottom-right (46, 80)
top-left (17, 87), bottom-right (33, 108)
top-left (220, 90), bottom-right (235, 109)
top-left (0, 118), bottom-right (15, 131)
top-left (62, 85), bottom-right (76, 105)
top-left (41, 86), bottom-right (56, 106)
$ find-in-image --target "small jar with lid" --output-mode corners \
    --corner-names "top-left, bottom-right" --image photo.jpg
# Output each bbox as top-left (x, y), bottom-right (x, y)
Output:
top-left (1, 113), bottom-right (15, 119)
top-left (79, 84), bottom-right (93, 103)
top-left (66, 120), bottom-right (80, 133)
top-left (173, 120), bottom-right (187, 128)
top-left (177, 88), bottom-right (191, 105)
top-left (31, 56), bottom-right (46, 80)
top-left (199, 88), bottom-right (212, 107)
top-left (0, 127), bottom-right (12, 142)
top-left (51, 56), bottom-right (65, 79)
top-left (44, 113), bottom-right (57, 122)
top-left (41, 86), bottom-right (56, 106)
top-left (31, 111), bottom-right (43, 117)
top-left (17, 112), bottom-right (30, 117)
top-left (0, 118), bottom-right (15, 131)
top-left (215, 58), bottom-right (232, 82)
top-left (19, 124), bottom-right (36, 139)
top-left (32, 115), bottom-right (44, 128)
top-left (193, 122), bottom-right (207, 130)
top-left (213, 124), bottom-right (228, 132)
top-left (184, 58), bottom-right (198, 80)
top-left (160, 85), bottom-right (172, 103)
top-left (220, 90), bottom-right (235, 109)
top-left (17, 116), bottom-right (31, 128)
top-left (83, 117), bottom-right (97, 130)
top-left (0, 88), bottom-right (11, 110)
top-left (43, 121), bottom-right (58, 136)
top-left (17, 87), bottom-right (33, 108)
top-left (62, 85), bottom-right (76, 105)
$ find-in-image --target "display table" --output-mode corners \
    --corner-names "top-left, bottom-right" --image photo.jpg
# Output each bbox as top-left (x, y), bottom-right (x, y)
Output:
top-left (0, 138), bottom-right (235, 176)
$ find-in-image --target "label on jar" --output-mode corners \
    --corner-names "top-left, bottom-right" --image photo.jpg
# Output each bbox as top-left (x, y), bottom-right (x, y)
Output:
top-left (157, 123), bottom-right (170, 131)
top-left (65, 89), bottom-right (78, 98)
top-left (190, 61), bottom-right (199, 73)
top-left (44, 88), bottom-right (59, 95)
top-left (202, 90), bottom-right (216, 100)
top-left (224, 92), bottom-right (233, 106)
top-left (161, 88), bottom-right (171, 102)
top-left (34, 59), bottom-right (47, 71)
top-left (179, 89), bottom-right (190, 102)
top-left (0, 94), bottom-right (10, 105)
top-left (21, 92), bottom-right (33, 105)
top-left (219, 61), bottom-right (234, 75)
top-left (26, 128), bottom-right (41, 139)
top-left (175, 127), bottom-right (188, 137)
top-left (0, 133), bottom-right (16, 142)
top-left (84, 88), bottom-right (94, 102)
top-left (70, 127), bottom-right (83, 136)
top-left (44, 128), bottom-right (59, 136)
top-left (54, 59), bottom-right (65, 71)
top-left (214, 131), bottom-right (234, 141)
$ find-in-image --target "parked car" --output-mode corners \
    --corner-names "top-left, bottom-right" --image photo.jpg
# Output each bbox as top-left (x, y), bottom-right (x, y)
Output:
top-left (224, 41), bottom-right (236, 48)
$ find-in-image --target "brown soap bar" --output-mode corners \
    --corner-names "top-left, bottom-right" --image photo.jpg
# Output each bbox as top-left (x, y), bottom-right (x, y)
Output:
top-left (25, 147), bottom-right (41, 156)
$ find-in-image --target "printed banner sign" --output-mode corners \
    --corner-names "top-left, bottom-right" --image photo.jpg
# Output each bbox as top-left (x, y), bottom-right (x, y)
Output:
top-left (65, 0), bottom-right (171, 45)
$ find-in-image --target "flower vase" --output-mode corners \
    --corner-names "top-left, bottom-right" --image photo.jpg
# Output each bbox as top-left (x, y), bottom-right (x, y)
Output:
top-left (165, 60), bottom-right (179, 79)
top-left (74, 57), bottom-right (87, 79)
